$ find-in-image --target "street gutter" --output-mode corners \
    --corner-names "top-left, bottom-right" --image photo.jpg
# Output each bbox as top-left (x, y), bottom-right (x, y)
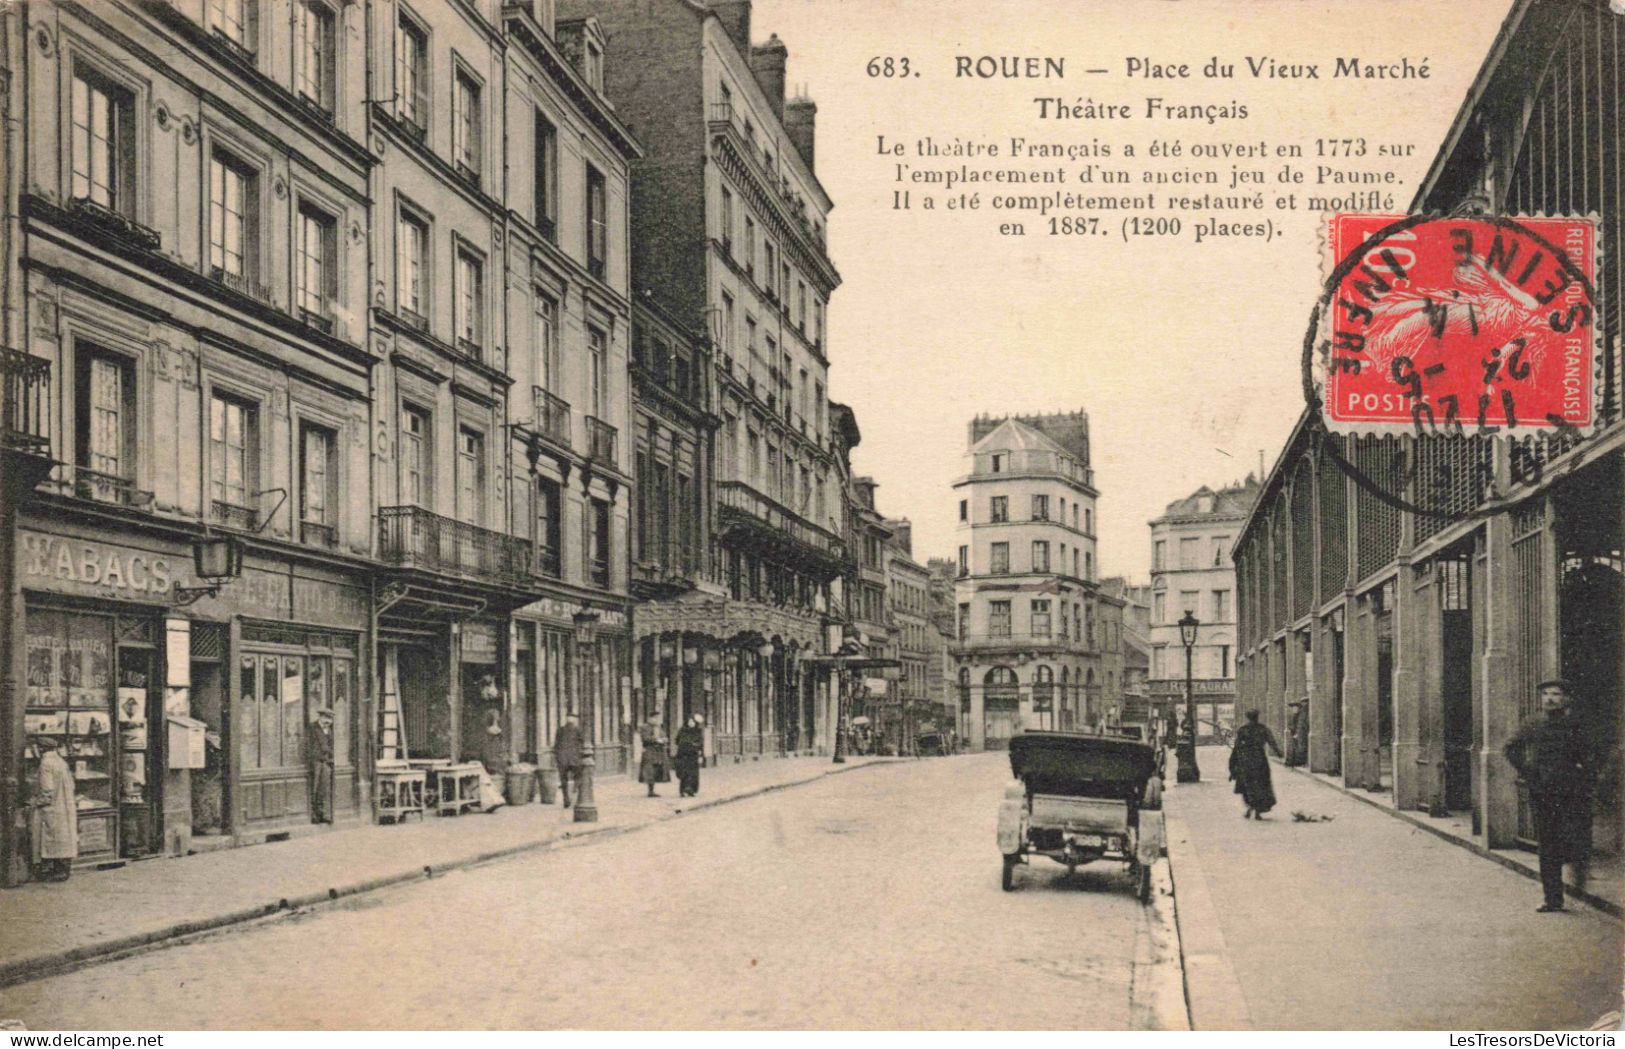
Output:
top-left (0, 759), bottom-right (899, 991)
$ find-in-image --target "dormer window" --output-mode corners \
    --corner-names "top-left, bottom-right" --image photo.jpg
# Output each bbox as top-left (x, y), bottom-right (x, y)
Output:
top-left (585, 41), bottom-right (603, 92)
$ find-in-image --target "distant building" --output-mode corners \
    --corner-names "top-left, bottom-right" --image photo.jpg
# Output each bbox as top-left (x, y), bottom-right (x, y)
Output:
top-left (952, 412), bottom-right (1114, 749)
top-left (884, 520), bottom-right (933, 751)
top-left (1102, 578), bottom-right (1153, 728)
top-left (1149, 479), bottom-right (1260, 741)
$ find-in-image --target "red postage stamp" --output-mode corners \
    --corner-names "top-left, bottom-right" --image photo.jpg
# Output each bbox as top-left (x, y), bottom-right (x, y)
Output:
top-left (1318, 214), bottom-right (1599, 436)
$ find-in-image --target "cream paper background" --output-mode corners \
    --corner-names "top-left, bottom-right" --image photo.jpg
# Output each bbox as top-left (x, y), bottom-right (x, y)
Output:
top-left (751, 0), bottom-right (1512, 573)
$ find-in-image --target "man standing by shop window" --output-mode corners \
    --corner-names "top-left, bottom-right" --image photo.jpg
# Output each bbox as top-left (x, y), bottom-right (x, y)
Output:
top-left (30, 737), bottom-right (77, 882)
top-left (553, 712), bottom-right (584, 808)
top-left (1505, 679), bottom-right (1593, 912)
top-left (309, 708), bottom-right (335, 824)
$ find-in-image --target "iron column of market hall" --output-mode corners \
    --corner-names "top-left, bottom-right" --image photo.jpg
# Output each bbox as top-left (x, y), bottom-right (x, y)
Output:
top-left (1177, 611), bottom-right (1200, 782)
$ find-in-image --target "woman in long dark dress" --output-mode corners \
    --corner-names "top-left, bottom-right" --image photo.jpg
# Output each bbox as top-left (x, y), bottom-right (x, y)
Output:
top-left (1228, 709), bottom-right (1284, 819)
top-left (674, 715), bottom-right (704, 797)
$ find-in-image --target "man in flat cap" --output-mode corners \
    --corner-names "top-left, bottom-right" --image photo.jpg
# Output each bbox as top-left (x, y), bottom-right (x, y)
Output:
top-left (1504, 679), bottom-right (1593, 912)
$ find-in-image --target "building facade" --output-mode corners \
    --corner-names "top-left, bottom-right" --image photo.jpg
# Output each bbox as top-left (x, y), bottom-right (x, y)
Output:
top-left (0, 0), bottom-right (641, 883)
top-left (565, 0), bottom-right (848, 759)
top-left (884, 520), bottom-right (932, 753)
top-left (1233, 0), bottom-right (1621, 856)
top-left (951, 412), bottom-right (1110, 749)
top-left (1147, 480), bottom-right (1257, 742)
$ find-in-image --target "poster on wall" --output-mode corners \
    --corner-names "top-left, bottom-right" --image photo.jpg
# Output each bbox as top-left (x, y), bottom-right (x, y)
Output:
top-left (117, 687), bottom-right (147, 723)
top-left (120, 753), bottom-right (146, 802)
top-left (121, 723), bottom-right (148, 751)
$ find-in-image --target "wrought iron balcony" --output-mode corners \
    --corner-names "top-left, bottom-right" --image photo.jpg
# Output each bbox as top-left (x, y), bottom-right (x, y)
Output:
top-left (378, 505), bottom-right (532, 586)
top-left (212, 499), bottom-right (259, 530)
top-left (717, 480), bottom-right (848, 570)
top-left (531, 387), bottom-right (571, 449)
top-left (2, 349), bottom-right (50, 455)
top-left (53, 466), bottom-right (154, 509)
top-left (585, 415), bottom-right (617, 464)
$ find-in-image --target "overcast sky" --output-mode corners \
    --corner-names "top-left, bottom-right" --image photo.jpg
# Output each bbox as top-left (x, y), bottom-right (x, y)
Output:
top-left (749, 0), bottom-right (1512, 579)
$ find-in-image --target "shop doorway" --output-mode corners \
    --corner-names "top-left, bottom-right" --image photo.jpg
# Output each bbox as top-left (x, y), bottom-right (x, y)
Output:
top-left (1439, 552), bottom-right (1475, 811)
top-left (1556, 458), bottom-right (1623, 856)
top-left (983, 666), bottom-right (1020, 749)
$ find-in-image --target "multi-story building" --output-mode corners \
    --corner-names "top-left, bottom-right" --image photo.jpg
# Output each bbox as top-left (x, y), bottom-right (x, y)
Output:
top-left (370, 2), bottom-right (640, 777)
top-left (1103, 578), bottom-right (1154, 730)
top-left (845, 475), bottom-right (893, 731)
top-left (627, 295), bottom-right (717, 753)
top-left (1235, 0), bottom-right (1620, 860)
top-left (1, 0), bottom-right (379, 880)
top-left (1147, 480), bottom-right (1258, 741)
top-left (925, 557), bottom-right (959, 740)
top-left (952, 412), bottom-right (1109, 749)
top-left (884, 520), bottom-right (932, 753)
top-left (566, 0), bottom-right (847, 760)
top-left (0, 0), bottom-right (642, 884)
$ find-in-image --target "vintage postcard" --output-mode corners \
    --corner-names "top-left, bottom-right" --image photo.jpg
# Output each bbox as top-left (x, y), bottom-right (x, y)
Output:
top-left (0, 0), bottom-right (1618, 1036)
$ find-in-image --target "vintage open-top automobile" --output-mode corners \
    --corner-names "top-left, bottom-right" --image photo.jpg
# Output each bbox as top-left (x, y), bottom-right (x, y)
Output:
top-left (996, 731), bottom-right (1165, 900)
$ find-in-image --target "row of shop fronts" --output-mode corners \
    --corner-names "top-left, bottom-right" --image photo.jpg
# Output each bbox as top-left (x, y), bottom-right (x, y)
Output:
top-left (3, 501), bottom-right (642, 884)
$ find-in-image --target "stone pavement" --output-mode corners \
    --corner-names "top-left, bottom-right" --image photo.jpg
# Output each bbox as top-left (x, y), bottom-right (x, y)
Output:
top-left (0, 755), bottom-right (894, 989)
top-left (1164, 746), bottom-right (1623, 1030)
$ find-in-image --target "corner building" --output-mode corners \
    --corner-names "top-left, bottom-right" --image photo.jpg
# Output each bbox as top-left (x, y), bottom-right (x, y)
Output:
top-left (564, 0), bottom-right (848, 758)
top-left (952, 413), bottom-right (1111, 749)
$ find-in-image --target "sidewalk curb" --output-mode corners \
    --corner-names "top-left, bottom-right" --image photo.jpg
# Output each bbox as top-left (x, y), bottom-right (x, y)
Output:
top-left (0, 759), bottom-right (899, 991)
top-left (1163, 808), bottom-right (1255, 1031)
top-left (1279, 761), bottom-right (1622, 921)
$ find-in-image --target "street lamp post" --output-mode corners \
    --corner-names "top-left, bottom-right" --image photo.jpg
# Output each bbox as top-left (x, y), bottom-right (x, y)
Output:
top-left (1176, 610), bottom-right (1201, 782)
top-left (572, 610), bottom-right (600, 822)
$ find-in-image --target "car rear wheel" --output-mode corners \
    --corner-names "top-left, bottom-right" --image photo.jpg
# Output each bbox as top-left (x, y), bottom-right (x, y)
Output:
top-left (1001, 854), bottom-right (1019, 892)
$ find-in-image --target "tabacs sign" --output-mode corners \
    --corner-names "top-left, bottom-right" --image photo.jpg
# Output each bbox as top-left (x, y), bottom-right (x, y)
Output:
top-left (20, 531), bottom-right (176, 599)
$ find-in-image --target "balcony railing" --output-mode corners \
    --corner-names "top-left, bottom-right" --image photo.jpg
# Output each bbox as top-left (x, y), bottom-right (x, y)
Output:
top-left (717, 480), bottom-right (847, 563)
top-left (378, 505), bottom-right (531, 585)
top-left (209, 266), bottom-right (272, 304)
top-left (2, 349), bottom-right (50, 454)
top-left (585, 416), bottom-right (617, 464)
top-left (532, 387), bottom-right (570, 449)
top-left (212, 499), bottom-right (259, 530)
top-left (56, 466), bottom-right (154, 509)
top-left (66, 197), bottom-right (160, 252)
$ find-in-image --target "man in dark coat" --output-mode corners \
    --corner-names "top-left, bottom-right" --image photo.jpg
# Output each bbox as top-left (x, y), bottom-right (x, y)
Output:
top-left (308, 709), bottom-right (335, 824)
top-left (552, 713), bottom-right (584, 809)
top-left (1504, 680), bottom-right (1593, 912)
top-left (1228, 709), bottom-right (1284, 819)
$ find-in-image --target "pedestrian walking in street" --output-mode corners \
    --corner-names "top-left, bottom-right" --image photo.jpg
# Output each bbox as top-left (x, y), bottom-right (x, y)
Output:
top-left (29, 736), bottom-right (77, 882)
top-left (639, 713), bottom-right (671, 797)
top-left (1228, 709), bottom-right (1284, 819)
top-left (675, 715), bottom-right (704, 798)
top-left (309, 708), bottom-right (335, 824)
top-left (553, 713), bottom-right (584, 808)
top-left (1504, 679), bottom-right (1594, 912)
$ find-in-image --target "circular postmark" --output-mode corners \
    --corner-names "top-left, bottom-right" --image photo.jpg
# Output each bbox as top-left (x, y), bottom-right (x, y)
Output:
top-left (1301, 213), bottom-right (1599, 523)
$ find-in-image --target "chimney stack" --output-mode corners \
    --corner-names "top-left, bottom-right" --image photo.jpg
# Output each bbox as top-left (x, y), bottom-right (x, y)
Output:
top-left (708, 1), bottom-right (750, 57)
top-left (784, 96), bottom-right (816, 168)
top-left (749, 34), bottom-right (788, 119)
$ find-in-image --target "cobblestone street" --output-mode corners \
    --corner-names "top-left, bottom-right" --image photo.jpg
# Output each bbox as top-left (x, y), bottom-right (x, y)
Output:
top-left (0, 754), bottom-right (1183, 1030)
